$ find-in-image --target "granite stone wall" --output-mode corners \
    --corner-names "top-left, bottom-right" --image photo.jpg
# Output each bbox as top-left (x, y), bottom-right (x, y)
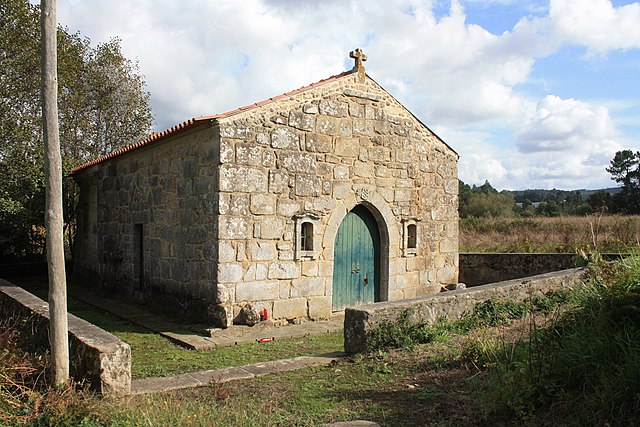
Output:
top-left (212, 73), bottom-right (459, 326)
top-left (74, 127), bottom-right (220, 322)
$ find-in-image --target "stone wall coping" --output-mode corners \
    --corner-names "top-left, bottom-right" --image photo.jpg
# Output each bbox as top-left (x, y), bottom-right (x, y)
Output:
top-left (351, 267), bottom-right (582, 315)
top-left (0, 279), bottom-right (131, 395)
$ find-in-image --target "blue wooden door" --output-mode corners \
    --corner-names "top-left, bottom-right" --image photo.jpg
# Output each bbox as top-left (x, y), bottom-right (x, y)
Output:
top-left (332, 205), bottom-right (379, 310)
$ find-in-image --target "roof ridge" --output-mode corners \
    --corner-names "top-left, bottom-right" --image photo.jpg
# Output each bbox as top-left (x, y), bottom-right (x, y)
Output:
top-left (71, 69), bottom-right (356, 175)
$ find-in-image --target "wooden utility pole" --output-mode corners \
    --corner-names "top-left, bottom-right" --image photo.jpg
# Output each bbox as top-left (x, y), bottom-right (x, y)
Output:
top-left (40, 0), bottom-right (69, 386)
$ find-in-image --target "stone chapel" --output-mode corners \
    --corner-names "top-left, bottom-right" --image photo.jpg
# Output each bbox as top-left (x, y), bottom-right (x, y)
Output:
top-left (72, 49), bottom-right (459, 328)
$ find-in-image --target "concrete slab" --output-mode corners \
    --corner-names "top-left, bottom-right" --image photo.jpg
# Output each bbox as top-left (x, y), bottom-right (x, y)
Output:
top-left (67, 284), bottom-right (344, 350)
top-left (131, 353), bottom-right (343, 395)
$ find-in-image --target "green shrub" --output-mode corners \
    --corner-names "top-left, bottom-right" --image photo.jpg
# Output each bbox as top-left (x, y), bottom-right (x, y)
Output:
top-left (473, 254), bottom-right (640, 425)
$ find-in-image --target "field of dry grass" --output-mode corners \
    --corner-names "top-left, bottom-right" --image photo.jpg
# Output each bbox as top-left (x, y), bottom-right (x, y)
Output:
top-left (460, 214), bottom-right (640, 253)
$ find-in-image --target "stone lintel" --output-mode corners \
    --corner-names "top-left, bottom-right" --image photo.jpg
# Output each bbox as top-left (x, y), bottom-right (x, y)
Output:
top-left (343, 88), bottom-right (381, 102)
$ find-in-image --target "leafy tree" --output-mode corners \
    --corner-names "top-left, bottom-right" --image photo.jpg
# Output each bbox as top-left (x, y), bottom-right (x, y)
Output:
top-left (586, 190), bottom-right (611, 212)
top-left (536, 200), bottom-right (563, 217)
top-left (606, 150), bottom-right (640, 214)
top-left (0, 0), bottom-right (153, 261)
top-left (459, 179), bottom-right (515, 218)
top-left (464, 192), bottom-right (515, 218)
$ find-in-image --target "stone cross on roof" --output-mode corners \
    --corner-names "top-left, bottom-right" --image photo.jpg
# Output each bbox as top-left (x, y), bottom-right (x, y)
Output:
top-left (350, 48), bottom-right (367, 82)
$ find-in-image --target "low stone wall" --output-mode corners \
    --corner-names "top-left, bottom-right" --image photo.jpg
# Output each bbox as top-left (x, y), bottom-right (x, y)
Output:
top-left (344, 268), bottom-right (584, 353)
top-left (0, 278), bottom-right (131, 395)
top-left (459, 253), bottom-right (584, 287)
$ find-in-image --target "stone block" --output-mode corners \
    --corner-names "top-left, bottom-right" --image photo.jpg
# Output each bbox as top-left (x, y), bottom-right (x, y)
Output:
top-left (272, 298), bottom-right (307, 319)
top-left (271, 127), bottom-right (299, 149)
top-left (394, 188), bottom-right (412, 202)
top-left (229, 194), bottom-right (249, 215)
top-left (256, 132), bottom-right (270, 145)
top-left (268, 170), bottom-right (289, 193)
top-left (289, 111), bottom-right (315, 131)
top-left (217, 263), bottom-right (244, 284)
top-left (308, 296), bottom-right (332, 319)
top-left (334, 137), bottom-right (358, 157)
top-left (333, 165), bottom-right (350, 180)
top-left (440, 239), bottom-right (457, 254)
top-left (243, 264), bottom-right (257, 281)
top-left (333, 181), bottom-right (351, 199)
top-left (406, 256), bottom-right (421, 272)
top-left (295, 174), bottom-right (322, 197)
top-left (255, 263), bottom-right (268, 280)
top-left (437, 266), bottom-right (457, 284)
top-left (220, 124), bottom-right (253, 139)
top-left (444, 179), bottom-right (458, 195)
top-left (306, 133), bottom-right (333, 153)
top-left (315, 115), bottom-right (339, 136)
top-left (219, 165), bottom-right (267, 193)
top-left (250, 194), bottom-right (276, 215)
top-left (277, 200), bottom-right (301, 217)
top-left (353, 118), bottom-right (374, 136)
top-left (268, 261), bottom-right (300, 279)
top-left (348, 102), bottom-right (364, 117)
top-left (291, 277), bottom-right (324, 298)
top-left (218, 217), bottom-right (249, 239)
top-left (281, 152), bottom-right (317, 174)
top-left (305, 197), bottom-right (337, 214)
top-left (322, 180), bottom-right (332, 195)
top-left (301, 261), bottom-right (318, 277)
top-left (394, 149), bottom-right (412, 163)
top-left (353, 162), bottom-right (374, 178)
top-left (303, 103), bottom-right (318, 114)
top-left (219, 139), bottom-right (234, 163)
top-left (215, 284), bottom-right (231, 303)
top-left (235, 143), bottom-right (263, 166)
top-left (279, 282), bottom-right (290, 299)
top-left (319, 99), bottom-right (348, 117)
top-left (235, 281), bottom-right (280, 302)
top-left (259, 216), bottom-right (285, 239)
top-left (249, 241), bottom-right (277, 261)
top-left (236, 241), bottom-right (247, 262)
top-left (262, 150), bottom-right (276, 168)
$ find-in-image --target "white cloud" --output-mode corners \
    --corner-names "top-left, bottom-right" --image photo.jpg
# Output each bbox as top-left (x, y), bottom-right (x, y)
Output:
top-left (53, 0), bottom-right (639, 190)
top-left (549, 0), bottom-right (640, 54)
top-left (516, 95), bottom-right (617, 153)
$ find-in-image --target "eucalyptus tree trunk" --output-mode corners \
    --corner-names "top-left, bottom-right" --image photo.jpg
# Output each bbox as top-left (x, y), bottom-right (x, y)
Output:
top-left (40, 0), bottom-right (69, 386)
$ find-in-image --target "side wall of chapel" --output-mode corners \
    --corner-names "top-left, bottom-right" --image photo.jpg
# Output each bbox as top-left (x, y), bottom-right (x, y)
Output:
top-left (74, 127), bottom-right (221, 322)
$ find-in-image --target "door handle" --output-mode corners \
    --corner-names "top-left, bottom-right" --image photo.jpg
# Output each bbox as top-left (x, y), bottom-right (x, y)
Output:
top-left (363, 274), bottom-right (368, 287)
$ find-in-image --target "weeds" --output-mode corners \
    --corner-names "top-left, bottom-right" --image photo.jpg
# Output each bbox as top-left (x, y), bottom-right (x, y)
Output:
top-left (0, 315), bottom-right (102, 426)
top-left (461, 215), bottom-right (640, 253)
top-left (467, 253), bottom-right (640, 425)
top-left (365, 291), bottom-right (570, 353)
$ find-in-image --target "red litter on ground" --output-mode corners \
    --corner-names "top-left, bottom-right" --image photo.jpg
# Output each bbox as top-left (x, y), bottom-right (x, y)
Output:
top-left (257, 337), bottom-right (275, 343)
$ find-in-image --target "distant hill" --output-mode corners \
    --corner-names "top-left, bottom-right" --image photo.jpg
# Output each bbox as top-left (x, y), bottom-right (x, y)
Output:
top-left (503, 187), bottom-right (622, 203)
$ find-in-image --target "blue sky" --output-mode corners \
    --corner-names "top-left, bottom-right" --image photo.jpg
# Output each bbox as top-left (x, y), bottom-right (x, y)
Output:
top-left (52, 0), bottom-right (640, 190)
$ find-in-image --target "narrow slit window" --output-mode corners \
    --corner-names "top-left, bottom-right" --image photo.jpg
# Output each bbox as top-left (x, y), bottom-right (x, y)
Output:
top-left (134, 224), bottom-right (144, 291)
top-left (301, 222), bottom-right (314, 251)
top-left (407, 223), bottom-right (417, 249)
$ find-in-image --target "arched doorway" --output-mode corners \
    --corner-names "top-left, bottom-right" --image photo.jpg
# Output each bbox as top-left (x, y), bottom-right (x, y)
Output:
top-left (332, 204), bottom-right (380, 310)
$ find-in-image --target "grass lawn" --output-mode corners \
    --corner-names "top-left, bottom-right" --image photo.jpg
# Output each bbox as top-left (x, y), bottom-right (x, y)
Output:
top-left (9, 277), bottom-right (343, 379)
